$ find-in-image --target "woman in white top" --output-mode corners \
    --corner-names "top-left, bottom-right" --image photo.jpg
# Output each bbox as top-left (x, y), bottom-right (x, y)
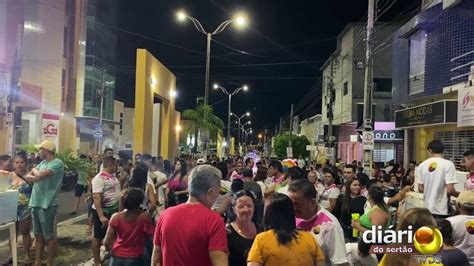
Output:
top-left (253, 167), bottom-right (270, 198)
top-left (320, 170), bottom-right (340, 212)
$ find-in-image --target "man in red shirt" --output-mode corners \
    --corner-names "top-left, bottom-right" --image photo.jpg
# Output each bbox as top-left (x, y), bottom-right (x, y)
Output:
top-left (151, 165), bottom-right (228, 266)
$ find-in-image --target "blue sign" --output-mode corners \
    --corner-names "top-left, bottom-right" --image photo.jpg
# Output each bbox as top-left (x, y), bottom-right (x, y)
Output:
top-left (94, 123), bottom-right (103, 140)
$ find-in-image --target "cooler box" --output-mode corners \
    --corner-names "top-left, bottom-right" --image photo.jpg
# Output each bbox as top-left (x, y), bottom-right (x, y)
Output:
top-left (0, 190), bottom-right (19, 224)
top-left (401, 191), bottom-right (425, 213)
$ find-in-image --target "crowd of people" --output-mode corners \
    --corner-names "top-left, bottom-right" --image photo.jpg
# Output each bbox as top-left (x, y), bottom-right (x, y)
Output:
top-left (0, 139), bottom-right (473, 266)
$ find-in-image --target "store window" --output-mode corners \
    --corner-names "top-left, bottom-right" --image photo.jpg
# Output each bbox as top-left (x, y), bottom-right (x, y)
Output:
top-left (434, 130), bottom-right (474, 169)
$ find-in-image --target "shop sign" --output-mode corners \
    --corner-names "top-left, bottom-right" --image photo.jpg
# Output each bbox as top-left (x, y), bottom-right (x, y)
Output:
top-left (374, 130), bottom-right (404, 141)
top-left (395, 100), bottom-right (457, 128)
top-left (457, 86), bottom-right (474, 127)
top-left (42, 114), bottom-right (59, 140)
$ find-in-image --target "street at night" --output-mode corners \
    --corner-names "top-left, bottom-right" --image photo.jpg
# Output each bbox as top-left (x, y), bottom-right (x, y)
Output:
top-left (0, 0), bottom-right (473, 265)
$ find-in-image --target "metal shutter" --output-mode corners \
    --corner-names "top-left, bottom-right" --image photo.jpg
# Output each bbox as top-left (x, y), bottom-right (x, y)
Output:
top-left (434, 130), bottom-right (474, 169)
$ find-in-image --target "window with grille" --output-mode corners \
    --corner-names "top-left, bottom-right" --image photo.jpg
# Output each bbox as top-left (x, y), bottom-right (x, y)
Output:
top-left (434, 130), bottom-right (474, 169)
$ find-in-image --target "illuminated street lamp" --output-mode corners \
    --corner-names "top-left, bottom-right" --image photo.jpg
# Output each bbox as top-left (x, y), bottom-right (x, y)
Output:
top-left (176, 10), bottom-right (248, 105)
top-left (213, 84), bottom-right (248, 154)
top-left (232, 112), bottom-right (250, 146)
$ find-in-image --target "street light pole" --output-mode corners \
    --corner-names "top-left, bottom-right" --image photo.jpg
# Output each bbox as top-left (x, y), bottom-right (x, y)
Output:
top-left (214, 84), bottom-right (248, 155)
top-left (227, 94), bottom-right (231, 152)
top-left (363, 0), bottom-right (375, 176)
top-left (205, 33), bottom-right (212, 104)
top-left (176, 11), bottom-right (247, 105)
top-left (231, 112), bottom-right (250, 147)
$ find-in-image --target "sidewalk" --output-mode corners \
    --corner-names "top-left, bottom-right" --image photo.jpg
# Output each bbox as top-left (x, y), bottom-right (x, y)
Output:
top-left (0, 215), bottom-right (93, 265)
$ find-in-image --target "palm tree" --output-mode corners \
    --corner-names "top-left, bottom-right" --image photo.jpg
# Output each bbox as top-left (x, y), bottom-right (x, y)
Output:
top-left (181, 104), bottom-right (224, 154)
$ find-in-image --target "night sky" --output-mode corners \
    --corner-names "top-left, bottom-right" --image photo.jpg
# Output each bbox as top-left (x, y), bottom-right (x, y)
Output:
top-left (115, 0), bottom-right (419, 138)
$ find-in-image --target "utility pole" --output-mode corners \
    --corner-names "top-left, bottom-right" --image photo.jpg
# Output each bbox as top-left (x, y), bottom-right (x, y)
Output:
top-left (204, 33), bottom-right (212, 105)
top-left (96, 69), bottom-right (106, 154)
top-left (279, 117), bottom-right (283, 135)
top-left (288, 104), bottom-right (294, 158)
top-left (264, 128), bottom-right (268, 156)
top-left (326, 55), bottom-right (336, 163)
top-left (363, 0), bottom-right (375, 175)
top-left (7, 25), bottom-right (23, 155)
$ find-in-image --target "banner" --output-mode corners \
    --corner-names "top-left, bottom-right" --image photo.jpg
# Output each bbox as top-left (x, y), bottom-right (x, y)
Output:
top-left (458, 86), bottom-right (474, 127)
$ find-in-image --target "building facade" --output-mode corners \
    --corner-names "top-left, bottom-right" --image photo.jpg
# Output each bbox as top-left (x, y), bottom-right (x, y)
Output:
top-left (321, 23), bottom-right (403, 164)
top-left (392, 0), bottom-right (474, 168)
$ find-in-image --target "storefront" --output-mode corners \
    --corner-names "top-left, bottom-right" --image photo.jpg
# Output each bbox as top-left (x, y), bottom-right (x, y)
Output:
top-left (336, 122), bottom-right (404, 164)
top-left (395, 99), bottom-right (474, 168)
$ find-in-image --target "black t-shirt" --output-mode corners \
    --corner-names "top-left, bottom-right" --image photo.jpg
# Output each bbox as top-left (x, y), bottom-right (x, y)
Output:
top-left (227, 223), bottom-right (262, 266)
top-left (334, 195), bottom-right (367, 226)
top-left (440, 248), bottom-right (470, 266)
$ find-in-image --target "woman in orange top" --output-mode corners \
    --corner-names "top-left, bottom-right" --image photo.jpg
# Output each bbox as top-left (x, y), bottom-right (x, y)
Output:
top-left (247, 193), bottom-right (325, 266)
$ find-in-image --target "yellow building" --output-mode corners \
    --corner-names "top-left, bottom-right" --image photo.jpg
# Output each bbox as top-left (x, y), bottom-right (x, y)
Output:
top-left (133, 49), bottom-right (181, 160)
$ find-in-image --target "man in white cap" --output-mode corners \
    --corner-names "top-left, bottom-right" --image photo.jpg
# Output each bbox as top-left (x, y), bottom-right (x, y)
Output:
top-left (447, 191), bottom-right (474, 265)
top-left (25, 140), bottom-right (64, 266)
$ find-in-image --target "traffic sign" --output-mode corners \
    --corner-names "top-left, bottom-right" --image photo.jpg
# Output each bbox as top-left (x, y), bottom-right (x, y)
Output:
top-left (363, 131), bottom-right (375, 150)
top-left (94, 123), bottom-right (103, 140)
top-left (325, 147), bottom-right (335, 158)
top-left (306, 145), bottom-right (318, 151)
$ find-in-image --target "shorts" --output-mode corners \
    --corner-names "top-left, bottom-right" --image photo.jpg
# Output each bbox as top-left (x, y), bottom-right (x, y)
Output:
top-left (32, 205), bottom-right (58, 240)
top-left (91, 208), bottom-right (114, 240)
top-left (75, 184), bottom-right (88, 197)
top-left (87, 201), bottom-right (94, 217)
top-left (109, 256), bottom-right (143, 266)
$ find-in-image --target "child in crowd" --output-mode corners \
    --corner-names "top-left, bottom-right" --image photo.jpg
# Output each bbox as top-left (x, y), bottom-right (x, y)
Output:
top-left (345, 240), bottom-right (378, 266)
top-left (104, 188), bottom-right (155, 265)
top-left (436, 219), bottom-right (470, 266)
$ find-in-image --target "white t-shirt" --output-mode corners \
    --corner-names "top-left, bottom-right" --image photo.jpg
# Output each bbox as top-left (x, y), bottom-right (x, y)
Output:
top-left (298, 159), bottom-right (306, 168)
top-left (91, 172), bottom-right (121, 210)
top-left (416, 157), bottom-right (457, 215)
top-left (152, 170), bottom-right (168, 207)
top-left (446, 214), bottom-right (474, 265)
top-left (320, 184), bottom-right (340, 210)
top-left (345, 242), bottom-right (378, 266)
top-left (315, 183), bottom-right (325, 201)
top-left (296, 208), bottom-right (348, 265)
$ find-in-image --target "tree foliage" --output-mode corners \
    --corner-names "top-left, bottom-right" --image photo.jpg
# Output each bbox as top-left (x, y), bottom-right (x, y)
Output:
top-left (181, 104), bottom-right (224, 140)
top-left (273, 134), bottom-right (310, 159)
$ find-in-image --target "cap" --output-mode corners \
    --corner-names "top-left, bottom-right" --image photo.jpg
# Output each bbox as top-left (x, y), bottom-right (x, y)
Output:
top-left (457, 191), bottom-right (474, 206)
top-left (35, 140), bottom-right (56, 152)
top-left (197, 158), bottom-right (205, 164)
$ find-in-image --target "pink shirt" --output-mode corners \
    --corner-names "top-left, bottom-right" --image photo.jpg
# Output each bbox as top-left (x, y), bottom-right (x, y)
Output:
top-left (465, 173), bottom-right (474, 192)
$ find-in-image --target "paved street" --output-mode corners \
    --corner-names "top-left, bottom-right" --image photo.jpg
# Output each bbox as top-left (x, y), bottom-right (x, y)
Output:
top-left (0, 191), bottom-right (88, 251)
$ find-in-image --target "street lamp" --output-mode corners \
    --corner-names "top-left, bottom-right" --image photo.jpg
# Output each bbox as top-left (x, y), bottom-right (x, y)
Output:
top-left (213, 83), bottom-right (249, 154)
top-left (232, 112), bottom-right (250, 147)
top-left (169, 90), bottom-right (177, 98)
top-left (175, 10), bottom-right (248, 105)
